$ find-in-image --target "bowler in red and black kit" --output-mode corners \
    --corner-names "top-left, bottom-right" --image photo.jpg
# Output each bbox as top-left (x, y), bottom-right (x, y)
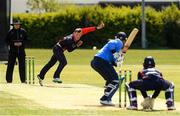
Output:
top-left (37, 22), bottom-right (104, 86)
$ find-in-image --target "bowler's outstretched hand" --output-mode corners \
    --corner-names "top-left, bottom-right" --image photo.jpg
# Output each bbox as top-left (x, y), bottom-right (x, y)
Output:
top-left (97, 22), bottom-right (105, 30)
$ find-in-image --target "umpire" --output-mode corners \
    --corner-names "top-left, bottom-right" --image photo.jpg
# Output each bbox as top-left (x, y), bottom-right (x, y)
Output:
top-left (5, 20), bottom-right (28, 83)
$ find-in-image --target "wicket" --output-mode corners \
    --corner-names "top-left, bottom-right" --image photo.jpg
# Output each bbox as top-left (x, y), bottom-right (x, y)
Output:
top-left (119, 70), bottom-right (132, 108)
top-left (25, 56), bottom-right (35, 84)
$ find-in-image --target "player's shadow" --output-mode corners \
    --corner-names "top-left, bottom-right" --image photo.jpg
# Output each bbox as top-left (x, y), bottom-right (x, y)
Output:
top-left (44, 85), bottom-right (73, 88)
top-left (31, 84), bottom-right (92, 89)
top-left (83, 105), bottom-right (169, 111)
top-left (83, 105), bottom-right (116, 108)
top-left (138, 109), bottom-right (167, 112)
top-left (83, 104), bottom-right (126, 109)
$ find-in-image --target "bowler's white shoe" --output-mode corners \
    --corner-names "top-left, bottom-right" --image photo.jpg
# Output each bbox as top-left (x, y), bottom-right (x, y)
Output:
top-left (53, 78), bottom-right (62, 83)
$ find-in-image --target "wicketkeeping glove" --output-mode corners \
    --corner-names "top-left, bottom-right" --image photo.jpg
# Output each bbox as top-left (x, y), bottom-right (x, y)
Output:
top-left (141, 96), bottom-right (155, 110)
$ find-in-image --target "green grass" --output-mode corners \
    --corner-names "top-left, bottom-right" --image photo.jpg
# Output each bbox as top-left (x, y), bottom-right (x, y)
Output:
top-left (0, 49), bottom-right (180, 115)
top-left (0, 91), bottom-right (180, 116)
top-left (26, 49), bottom-right (180, 65)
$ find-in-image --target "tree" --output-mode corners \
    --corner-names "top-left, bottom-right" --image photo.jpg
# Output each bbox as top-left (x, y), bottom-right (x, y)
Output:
top-left (27, 0), bottom-right (60, 13)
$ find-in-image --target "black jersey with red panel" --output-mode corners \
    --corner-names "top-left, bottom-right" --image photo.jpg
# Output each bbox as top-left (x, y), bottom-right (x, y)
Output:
top-left (57, 26), bottom-right (97, 52)
top-left (58, 34), bottom-right (78, 52)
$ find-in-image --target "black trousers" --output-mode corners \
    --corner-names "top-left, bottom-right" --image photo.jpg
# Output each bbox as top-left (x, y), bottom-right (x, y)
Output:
top-left (6, 50), bottom-right (26, 83)
top-left (91, 56), bottom-right (119, 101)
top-left (129, 78), bottom-right (171, 91)
top-left (129, 78), bottom-right (171, 98)
top-left (39, 45), bottom-right (67, 80)
top-left (91, 56), bottom-right (119, 83)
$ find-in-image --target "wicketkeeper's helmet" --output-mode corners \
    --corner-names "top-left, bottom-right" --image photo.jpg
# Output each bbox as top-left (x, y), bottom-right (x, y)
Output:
top-left (115, 32), bottom-right (127, 41)
top-left (143, 56), bottom-right (155, 69)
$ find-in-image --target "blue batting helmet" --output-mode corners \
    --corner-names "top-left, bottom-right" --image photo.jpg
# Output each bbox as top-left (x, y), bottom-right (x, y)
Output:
top-left (115, 32), bottom-right (127, 41)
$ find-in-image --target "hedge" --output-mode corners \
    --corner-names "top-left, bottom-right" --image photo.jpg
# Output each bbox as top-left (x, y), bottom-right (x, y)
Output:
top-left (13, 5), bottom-right (180, 49)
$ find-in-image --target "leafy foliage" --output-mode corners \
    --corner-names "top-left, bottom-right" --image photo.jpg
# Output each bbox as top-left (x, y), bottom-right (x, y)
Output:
top-left (14, 5), bottom-right (180, 48)
top-left (161, 5), bottom-right (180, 48)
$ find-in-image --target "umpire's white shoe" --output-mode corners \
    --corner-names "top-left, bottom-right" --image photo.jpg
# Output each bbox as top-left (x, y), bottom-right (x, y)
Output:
top-left (100, 100), bottom-right (115, 106)
top-left (37, 75), bottom-right (43, 86)
top-left (127, 106), bottom-right (138, 110)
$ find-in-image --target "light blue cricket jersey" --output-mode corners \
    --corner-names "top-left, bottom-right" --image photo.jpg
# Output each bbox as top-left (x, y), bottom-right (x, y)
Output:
top-left (95, 39), bottom-right (123, 63)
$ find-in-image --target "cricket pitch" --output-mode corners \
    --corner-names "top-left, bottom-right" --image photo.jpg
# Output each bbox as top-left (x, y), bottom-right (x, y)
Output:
top-left (0, 83), bottom-right (179, 111)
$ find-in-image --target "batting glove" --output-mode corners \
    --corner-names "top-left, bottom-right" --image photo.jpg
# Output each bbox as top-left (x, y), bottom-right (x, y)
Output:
top-left (116, 52), bottom-right (125, 67)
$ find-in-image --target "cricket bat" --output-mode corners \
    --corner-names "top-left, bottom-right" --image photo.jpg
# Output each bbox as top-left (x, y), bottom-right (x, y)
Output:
top-left (115, 28), bottom-right (139, 67)
top-left (122, 28), bottom-right (139, 53)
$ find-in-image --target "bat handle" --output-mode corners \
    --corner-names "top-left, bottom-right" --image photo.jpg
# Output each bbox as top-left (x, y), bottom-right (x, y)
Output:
top-left (122, 47), bottom-right (128, 53)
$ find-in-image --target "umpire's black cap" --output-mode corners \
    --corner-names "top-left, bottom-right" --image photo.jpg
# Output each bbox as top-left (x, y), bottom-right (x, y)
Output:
top-left (11, 20), bottom-right (21, 25)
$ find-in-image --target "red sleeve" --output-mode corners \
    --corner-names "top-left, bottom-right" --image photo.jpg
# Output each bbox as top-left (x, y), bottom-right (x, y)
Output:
top-left (137, 71), bottom-right (144, 80)
top-left (81, 27), bottom-right (96, 36)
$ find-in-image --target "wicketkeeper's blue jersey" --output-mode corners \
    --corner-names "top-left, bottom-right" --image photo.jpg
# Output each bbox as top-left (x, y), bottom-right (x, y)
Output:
top-left (95, 39), bottom-right (123, 63)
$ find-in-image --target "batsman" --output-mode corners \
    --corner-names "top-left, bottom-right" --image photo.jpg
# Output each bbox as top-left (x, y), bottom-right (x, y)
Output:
top-left (91, 28), bottom-right (138, 106)
top-left (125, 56), bottom-right (176, 110)
top-left (91, 31), bottom-right (128, 106)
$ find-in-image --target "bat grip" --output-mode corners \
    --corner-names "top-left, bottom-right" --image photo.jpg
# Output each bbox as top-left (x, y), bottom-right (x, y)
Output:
top-left (122, 46), bottom-right (129, 53)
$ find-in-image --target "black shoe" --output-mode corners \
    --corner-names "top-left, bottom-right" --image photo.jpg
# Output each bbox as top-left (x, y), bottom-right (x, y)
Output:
top-left (21, 81), bottom-right (27, 84)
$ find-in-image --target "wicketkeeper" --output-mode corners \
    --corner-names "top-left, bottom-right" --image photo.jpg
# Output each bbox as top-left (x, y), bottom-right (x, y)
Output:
top-left (91, 32), bottom-right (127, 106)
top-left (37, 22), bottom-right (104, 86)
top-left (125, 56), bottom-right (175, 110)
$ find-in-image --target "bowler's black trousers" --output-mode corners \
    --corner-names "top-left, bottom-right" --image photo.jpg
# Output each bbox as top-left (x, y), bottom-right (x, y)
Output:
top-left (39, 45), bottom-right (67, 80)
